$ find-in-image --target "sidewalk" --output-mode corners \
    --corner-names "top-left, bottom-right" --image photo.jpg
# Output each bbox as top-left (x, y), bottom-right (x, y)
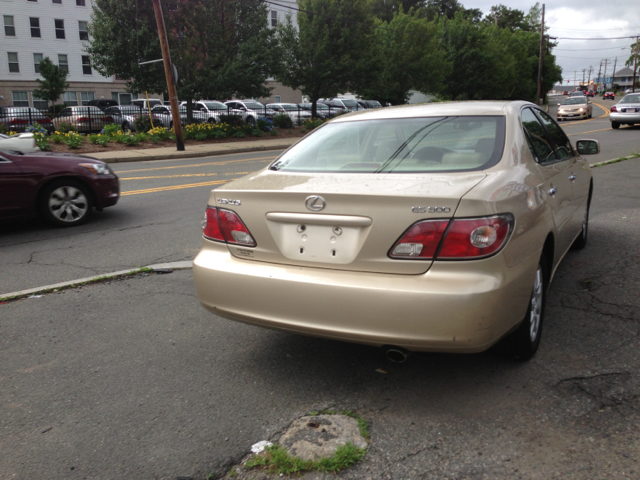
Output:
top-left (86, 136), bottom-right (299, 163)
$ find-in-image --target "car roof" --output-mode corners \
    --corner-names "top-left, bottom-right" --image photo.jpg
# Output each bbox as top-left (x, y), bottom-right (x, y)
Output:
top-left (332, 101), bottom-right (523, 123)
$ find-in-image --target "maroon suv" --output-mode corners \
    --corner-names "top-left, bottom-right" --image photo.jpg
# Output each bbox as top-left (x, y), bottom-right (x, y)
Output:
top-left (0, 149), bottom-right (119, 226)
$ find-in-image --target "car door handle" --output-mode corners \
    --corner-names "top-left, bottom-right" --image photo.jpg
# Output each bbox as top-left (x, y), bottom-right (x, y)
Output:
top-left (549, 187), bottom-right (557, 196)
top-left (569, 174), bottom-right (577, 181)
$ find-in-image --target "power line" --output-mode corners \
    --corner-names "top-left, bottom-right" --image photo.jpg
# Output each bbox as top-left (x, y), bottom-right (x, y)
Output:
top-left (557, 36), bottom-right (639, 40)
top-left (549, 25), bottom-right (640, 32)
top-left (555, 45), bottom-right (633, 51)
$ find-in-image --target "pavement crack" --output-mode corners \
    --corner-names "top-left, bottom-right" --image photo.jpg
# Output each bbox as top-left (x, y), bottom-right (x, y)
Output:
top-left (555, 372), bottom-right (630, 387)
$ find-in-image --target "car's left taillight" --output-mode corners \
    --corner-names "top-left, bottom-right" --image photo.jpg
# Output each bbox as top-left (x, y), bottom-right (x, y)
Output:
top-left (202, 207), bottom-right (256, 247)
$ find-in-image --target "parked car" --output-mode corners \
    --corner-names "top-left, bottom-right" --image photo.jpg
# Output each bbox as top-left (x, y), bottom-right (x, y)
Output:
top-left (609, 93), bottom-right (640, 129)
top-left (562, 91), bottom-right (570, 96)
top-left (624, 88), bottom-right (634, 93)
top-left (0, 132), bottom-right (39, 152)
top-left (569, 91), bottom-right (586, 97)
top-left (224, 100), bottom-right (277, 125)
top-left (557, 96), bottom-right (592, 121)
top-left (298, 103), bottom-right (346, 120)
top-left (52, 106), bottom-right (114, 133)
top-left (180, 100), bottom-right (238, 124)
top-left (603, 92), bottom-right (615, 100)
top-left (87, 99), bottom-right (119, 112)
top-left (193, 101), bottom-right (598, 361)
top-left (0, 107), bottom-right (54, 133)
top-left (319, 98), bottom-right (363, 112)
top-left (360, 100), bottom-right (383, 109)
top-left (150, 105), bottom-right (206, 129)
top-left (0, 149), bottom-right (119, 226)
top-left (104, 105), bottom-right (159, 132)
top-left (266, 103), bottom-right (312, 125)
top-left (131, 98), bottom-right (163, 110)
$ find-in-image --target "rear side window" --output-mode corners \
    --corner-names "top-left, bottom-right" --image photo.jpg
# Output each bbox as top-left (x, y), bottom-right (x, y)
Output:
top-left (535, 110), bottom-right (574, 160)
top-left (270, 116), bottom-right (505, 173)
top-left (521, 108), bottom-right (556, 164)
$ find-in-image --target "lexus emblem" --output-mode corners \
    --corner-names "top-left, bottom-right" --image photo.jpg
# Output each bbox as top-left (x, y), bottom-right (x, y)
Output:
top-left (305, 195), bottom-right (326, 211)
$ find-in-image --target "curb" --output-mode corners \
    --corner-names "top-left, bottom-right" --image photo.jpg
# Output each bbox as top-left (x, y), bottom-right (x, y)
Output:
top-left (592, 154), bottom-right (640, 168)
top-left (87, 143), bottom-right (296, 164)
top-left (0, 261), bottom-right (193, 303)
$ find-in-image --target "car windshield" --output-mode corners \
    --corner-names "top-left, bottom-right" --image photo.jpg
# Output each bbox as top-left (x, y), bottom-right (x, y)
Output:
top-left (270, 116), bottom-right (505, 173)
top-left (120, 107), bottom-right (142, 114)
top-left (243, 102), bottom-right (265, 109)
top-left (620, 95), bottom-right (640, 104)
top-left (276, 104), bottom-right (298, 111)
top-left (366, 101), bottom-right (382, 108)
top-left (203, 102), bottom-right (226, 110)
top-left (341, 100), bottom-right (359, 107)
top-left (562, 98), bottom-right (587, 105)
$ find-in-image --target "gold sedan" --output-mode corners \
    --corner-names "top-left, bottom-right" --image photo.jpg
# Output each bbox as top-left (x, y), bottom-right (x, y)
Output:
top-left (194, 102), bottom-right (599, 361)
top-left (557, 96), bottom-right (593, 121)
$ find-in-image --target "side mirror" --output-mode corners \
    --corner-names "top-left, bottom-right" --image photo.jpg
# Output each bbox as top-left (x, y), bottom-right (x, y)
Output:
top-left (576, 139), bottom-right (600, 155)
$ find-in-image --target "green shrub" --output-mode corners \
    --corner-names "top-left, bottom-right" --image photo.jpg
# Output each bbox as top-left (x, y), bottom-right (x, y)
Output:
top-left (233, 131), bottom-right (246, 138)
top-left (302, 118), bottom-right (324, 131)
top-left (88, 134), bottom-right (100, 144)
top-left (134, 115), bottom-right (163, 132)
top-left (64, 134), bottom-right (82, 149)
top-left (57, 121), bottom-right (77, 134)
top-left (101, 124), bottom-right (120, 136)
top-left (212, 130), bottom-right (227, 139)
top-left (147, 126), bottom-right (169, 140)
top-left (251, 128), bottom-right (264, 137)
top-left (256, 117), bottom-right (273, 132)
top-left (123, 135), bottom-right (139, 146)
top-left (219, 114), bottom-right (244, 126)
top-left (36, 136), bottom-right (51, 151)
top-left (134, 133), bottom-right (147, 143)
top-left (269, 129), bottom-right (279, 136)
top-left (272, 113), bottom-right (293, 129)
top-left (0, 123), bottom-right (8, 135)
top-left (51, 134), bottom-right (64, 144)
top-left (96, 135), bottom-right (110, 147)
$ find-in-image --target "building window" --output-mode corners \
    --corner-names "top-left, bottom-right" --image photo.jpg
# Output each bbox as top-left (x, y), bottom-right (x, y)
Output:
top-left (80, 92), bottom-right (95, 105)
top-left (8, 52), bottom-right (19, 73)
top-left (76, 0), bottom-right (85, 5)
top-left (4, 16), bottom-right (15, 36)
top-left (13, 92), bottom-right (29, 107)
top-left (270, 11), bottom-right (277, 27)
top-left (32, 95), bottom-right (49, 111)
top-left (274, 95), bottom-right (281, 103)
top-left (27, 0), bottom-right (37, 2)
top-left (78, 21), bottom-right (88, 40)
top-left (52, 0), bottom-right (62, 3)
top-left (55, 19), bottom-right (65, 39)
top-left (63, 91), bottom-right (78, 106)
top-left (30, 17), bottom-right (41, 38)
top-left (34, 53), bottom-right (43, 73)
top-left (58, 54), bottom-right (68, 73)
top-left (81, 55), bottom-right (92, 74)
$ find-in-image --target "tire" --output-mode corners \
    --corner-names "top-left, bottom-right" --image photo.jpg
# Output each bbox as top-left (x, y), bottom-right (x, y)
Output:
top-left (504, 255), bottom-right (546, 361)
top-left (572, 188), bottom-right (591, 250)
top-left (169, 121), bottom-right (173, 129)
top-left (122, 122), bottom-right (132, 132)
top-left (207, 118), bottom-right (216, 124)
top-left (40, 180), bottom-right (93, 227)
top-left (611, 121), bottom-right (620, 129)
top-left (246, 116), bottom-right (255, 126)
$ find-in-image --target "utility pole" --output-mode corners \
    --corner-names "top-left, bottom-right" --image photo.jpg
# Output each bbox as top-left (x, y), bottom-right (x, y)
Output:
top-left (602, 58), bottom-right (609, 92)
top-left (587, 65), bottom-right (593, 86)
top-left (597, 61), bottom-right (603, 92)
top-left (152, 0), bottom-right (184, 151)
top-left (611, 57), bottom-right (617, 90)
top-left (536, 4), bottom-right (545, 105)
top-left (582, 68), bottom-right (586, 86)
top-left (633, 36), bottom-right (639, 93)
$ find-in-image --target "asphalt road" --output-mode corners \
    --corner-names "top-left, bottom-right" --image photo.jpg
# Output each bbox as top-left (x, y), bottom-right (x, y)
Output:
top-left (1, 158), bottom-right (639, 479)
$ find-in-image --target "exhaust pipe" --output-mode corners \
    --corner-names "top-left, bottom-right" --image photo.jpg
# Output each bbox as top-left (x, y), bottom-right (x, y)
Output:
top-left (384, 346), bottom-right (411, 363)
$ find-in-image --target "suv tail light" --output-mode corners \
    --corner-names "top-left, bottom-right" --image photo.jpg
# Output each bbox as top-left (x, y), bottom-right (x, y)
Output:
top-left (389, 214), bottom-right (513, 260)
top-left (202, 207), bottom-right (256, 247)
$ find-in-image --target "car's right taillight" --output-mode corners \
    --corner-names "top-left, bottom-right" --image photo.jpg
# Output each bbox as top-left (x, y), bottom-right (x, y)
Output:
top-left (202, 207), bottom-right (256, 247)
top-left (389, 214), bottom-right (514, 261)
top-left (611, 106), bottom-right (617, 112)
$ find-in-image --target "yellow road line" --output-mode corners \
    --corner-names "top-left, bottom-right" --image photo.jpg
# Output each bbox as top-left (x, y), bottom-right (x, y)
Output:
top-left (120, 171), bottom-right (252, 180)
top-left (566, 127), bottom-right (611, 136)
top-left (112, 156), bottom-right (276, 174)
top-left (121, 179), bottom-right (230, 196)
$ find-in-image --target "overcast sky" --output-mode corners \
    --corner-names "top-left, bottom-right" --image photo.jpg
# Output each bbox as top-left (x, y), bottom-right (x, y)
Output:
top-left (470, 1), bottom-right (640, 85)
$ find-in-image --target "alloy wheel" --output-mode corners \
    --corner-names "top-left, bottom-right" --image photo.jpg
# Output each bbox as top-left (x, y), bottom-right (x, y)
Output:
top-left (48, 186), bottom-right (89, 223)
top-left (529, 266), bottom-right (543, 341)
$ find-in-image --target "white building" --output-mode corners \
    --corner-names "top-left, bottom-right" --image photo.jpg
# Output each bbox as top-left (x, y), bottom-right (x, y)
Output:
top-left (0, 0), bottom-right (129, 110)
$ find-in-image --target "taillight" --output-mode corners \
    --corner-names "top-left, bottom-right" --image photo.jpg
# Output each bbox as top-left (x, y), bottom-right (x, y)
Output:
top-left (202, 207), bottom-right (256, 247)
top-left (40, 118), bottom-right (52, 123)
top-left (104, 116), bottom-right (114, 122)
top-left (438, 215), bottom-right (513, 259)
top-left (389, 214), bottom-right (513, 261)
top-left (10, 119), bottom-right (28, 124)
top-left (389, 220), bottom-right (449, 259)
top-left (610, 106), bottom-right (617, 112)
top-left (77, 117), bottom-right (90, 122)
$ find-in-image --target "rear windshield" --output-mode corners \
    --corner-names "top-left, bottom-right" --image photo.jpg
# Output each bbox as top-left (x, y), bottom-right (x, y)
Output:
top-left (270, 116), bottom-right (505, 173)
top-left (620, 95), bottom-right (640, 104)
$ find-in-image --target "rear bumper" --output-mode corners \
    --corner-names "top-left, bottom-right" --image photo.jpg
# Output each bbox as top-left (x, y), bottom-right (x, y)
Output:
top-left (609, 112), bottom-right (640, 124)
top-left (193, 241), bottom-right (539, 353)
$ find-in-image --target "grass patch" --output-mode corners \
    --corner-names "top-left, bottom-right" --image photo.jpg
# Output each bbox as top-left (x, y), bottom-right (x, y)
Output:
top-left (592, 153), bottom-right (640, 168)
top-left (0, 267), bottom-right (153, 304)
top-left (245, 443), bottom-right (366, 476)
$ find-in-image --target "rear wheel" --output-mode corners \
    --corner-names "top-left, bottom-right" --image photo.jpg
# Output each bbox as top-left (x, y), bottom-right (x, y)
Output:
top-left (122, 121), bottom-right (132, 132)
top-left (207, 118), bottom-right (216, 124)
top-left (504, 256), bottom-right (546, 360)
top-left (246, 116), bottom-right (255, 126)
top-left (611, 121), bottom-right (620, 129)
top-left (40, 180), bottom-right (93, 227)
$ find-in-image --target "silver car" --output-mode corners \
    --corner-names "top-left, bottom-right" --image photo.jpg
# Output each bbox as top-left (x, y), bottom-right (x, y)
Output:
top-left (180, 100), bottom-right (245, 124)
top-left (224, 100), bottom-right (277, 125)
top-left (104, 105), bottom-right (148, 132)
top-left (609, 93), bottom-right (640, 129)
top-left (0, 107), bottom-right (54, 133)
top-left (150, 105), bottom-right (206, 129)
top-left (266, 103), bottom-right (312, 126)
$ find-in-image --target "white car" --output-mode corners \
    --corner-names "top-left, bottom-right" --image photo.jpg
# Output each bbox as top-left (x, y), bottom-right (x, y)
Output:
top-left (266, 103), bottom-right (312, 126)
top-left (0, 132), bottom-right (38, 152)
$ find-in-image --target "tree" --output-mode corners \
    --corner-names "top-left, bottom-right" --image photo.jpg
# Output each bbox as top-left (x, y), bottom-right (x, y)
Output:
top-left (86, 0), bottom-right (277, 106)
top-left (32, 57), bottom-right (69, 110)
top-left (483, 5), bottom-right (529, 32)
top-left (275, 0), bottom-right (376, 117)
top-left (354, 9), bottom-right (450, 105)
